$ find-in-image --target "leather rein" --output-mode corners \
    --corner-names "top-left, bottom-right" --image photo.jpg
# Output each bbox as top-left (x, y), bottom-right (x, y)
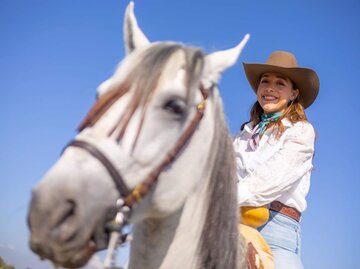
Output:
top-left (66, 85), bottom-right (209, 223)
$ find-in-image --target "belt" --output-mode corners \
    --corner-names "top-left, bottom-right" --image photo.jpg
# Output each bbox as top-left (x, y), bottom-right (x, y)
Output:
top-left (269, 201), bottom-right (301, 222)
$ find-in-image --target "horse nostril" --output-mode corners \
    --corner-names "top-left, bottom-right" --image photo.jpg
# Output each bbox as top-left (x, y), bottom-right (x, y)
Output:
top-left (53, 200), bottom-right (76, 229)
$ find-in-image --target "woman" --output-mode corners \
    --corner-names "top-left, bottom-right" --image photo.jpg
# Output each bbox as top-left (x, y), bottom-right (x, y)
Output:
top-left (234, 51), bottom-right (320, 269)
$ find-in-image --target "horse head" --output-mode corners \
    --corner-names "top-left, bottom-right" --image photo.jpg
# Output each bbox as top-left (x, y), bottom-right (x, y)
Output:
top-left (28, 2), bottom-right (249, 268)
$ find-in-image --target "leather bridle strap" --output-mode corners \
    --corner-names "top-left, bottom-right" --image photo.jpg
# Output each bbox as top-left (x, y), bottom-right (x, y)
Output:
top-left (67, 140), bottom-right (131, 197)
top-left (66, 85), bottom-right (209, 209)
top-left (123, 86), bottom-right (209, 208)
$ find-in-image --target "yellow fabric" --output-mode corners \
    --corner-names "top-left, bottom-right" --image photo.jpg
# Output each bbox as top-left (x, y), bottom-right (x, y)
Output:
top-left (239, 224), bottom-right (274, 269)
top-left (241, 206), bottom-right (270, 228)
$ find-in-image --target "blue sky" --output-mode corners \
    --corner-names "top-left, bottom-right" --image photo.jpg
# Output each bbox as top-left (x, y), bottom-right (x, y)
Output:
top-left (0, 0), bottom-right (359, 268)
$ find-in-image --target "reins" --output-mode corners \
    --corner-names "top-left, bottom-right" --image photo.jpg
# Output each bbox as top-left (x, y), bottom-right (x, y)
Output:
top-left (65, 84), bottom-right (210, 268)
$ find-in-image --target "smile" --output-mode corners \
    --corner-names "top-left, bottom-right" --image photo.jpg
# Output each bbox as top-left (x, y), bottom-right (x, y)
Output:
top-left (262, 95), bottom-right (278, 101)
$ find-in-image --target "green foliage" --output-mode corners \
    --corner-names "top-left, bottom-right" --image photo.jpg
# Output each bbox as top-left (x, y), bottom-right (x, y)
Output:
top-left (0, 256), bottom-right (15, 269)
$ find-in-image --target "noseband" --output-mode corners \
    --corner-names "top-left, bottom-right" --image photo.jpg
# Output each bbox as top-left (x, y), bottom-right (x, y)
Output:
top-left (66, 84), bottom-right (209, 213)
top-left (67, 140), bottom-right (131, 197)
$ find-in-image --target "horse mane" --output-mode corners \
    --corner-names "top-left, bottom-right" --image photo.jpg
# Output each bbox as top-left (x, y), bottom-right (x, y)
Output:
top-left (78, 43), bottom-right (204, 145)
top-left (199, 94), bottom-right (246, 269)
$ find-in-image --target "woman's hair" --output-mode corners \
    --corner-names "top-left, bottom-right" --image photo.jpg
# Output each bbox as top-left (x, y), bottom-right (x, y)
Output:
top-left (247, 93), bottom-right (308, 139)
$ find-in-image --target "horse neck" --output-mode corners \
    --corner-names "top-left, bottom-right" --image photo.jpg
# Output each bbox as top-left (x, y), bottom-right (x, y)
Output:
top-left (128, 94), bottom-right (246, 269)
top-left (129, 161), bottom-right (213, 269)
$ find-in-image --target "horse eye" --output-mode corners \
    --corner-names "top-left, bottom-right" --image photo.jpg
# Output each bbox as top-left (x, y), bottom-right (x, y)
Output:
top-left (163, 99), bottom-right (186, 115)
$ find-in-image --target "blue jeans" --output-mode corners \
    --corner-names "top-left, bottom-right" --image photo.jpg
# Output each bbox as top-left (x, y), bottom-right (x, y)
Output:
top-left (258, 210), bottom-right (303, 269)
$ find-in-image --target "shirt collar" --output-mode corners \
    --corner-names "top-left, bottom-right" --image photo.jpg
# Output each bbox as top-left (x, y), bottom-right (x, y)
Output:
top-left (243, 122), bottom-right (255, 134)
top-left (243, 118), bottom-right (293, 134)
top-left (281, 118), bottom-right (293, 127)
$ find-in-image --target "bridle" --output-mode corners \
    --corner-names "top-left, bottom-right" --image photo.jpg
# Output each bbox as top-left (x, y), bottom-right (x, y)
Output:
top-left (66, 84), bottom-right (210, 229)
top-left (68, 85), bottom-right (208, 208)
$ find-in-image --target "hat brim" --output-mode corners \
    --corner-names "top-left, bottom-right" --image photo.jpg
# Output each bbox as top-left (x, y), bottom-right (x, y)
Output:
top-left (243, 63), bottom-right (320, 108)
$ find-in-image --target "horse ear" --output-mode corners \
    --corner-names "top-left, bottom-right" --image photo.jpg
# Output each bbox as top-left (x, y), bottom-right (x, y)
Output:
top-left (202, 34), bottom-right (250, 88)
top-left (124, 2), bottom-right (150, 55)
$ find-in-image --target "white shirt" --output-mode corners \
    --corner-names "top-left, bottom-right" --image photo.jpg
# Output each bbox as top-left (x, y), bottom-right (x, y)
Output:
top-left (233, 119), bottom-right (315, 212)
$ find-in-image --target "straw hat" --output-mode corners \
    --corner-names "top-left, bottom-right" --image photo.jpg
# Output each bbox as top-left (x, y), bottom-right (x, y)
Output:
top-left (243, 51), bottom-right (320, 108)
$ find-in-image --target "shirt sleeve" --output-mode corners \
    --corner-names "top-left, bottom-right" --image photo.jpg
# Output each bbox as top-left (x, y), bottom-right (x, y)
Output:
top-left (237, 122), bottom-right (315, 206)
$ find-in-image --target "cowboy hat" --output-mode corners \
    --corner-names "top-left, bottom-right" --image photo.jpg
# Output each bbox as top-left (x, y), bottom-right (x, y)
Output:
top-left (243, 51), bottom-right (320, 108)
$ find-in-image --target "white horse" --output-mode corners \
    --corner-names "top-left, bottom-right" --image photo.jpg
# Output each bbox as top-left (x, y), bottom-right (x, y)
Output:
top-left (28, 3), bottom-right (251, 269)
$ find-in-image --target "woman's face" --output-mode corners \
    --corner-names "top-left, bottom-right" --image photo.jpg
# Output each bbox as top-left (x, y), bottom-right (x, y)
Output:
top-left (256, 72), bottom-right (299, 114)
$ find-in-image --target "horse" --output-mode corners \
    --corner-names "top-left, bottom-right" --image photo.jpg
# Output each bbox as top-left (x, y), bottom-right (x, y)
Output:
top-left (27, 2), bottom-right (252, 268)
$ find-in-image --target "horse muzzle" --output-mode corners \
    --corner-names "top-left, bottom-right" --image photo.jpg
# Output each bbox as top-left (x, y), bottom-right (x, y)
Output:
top-left (27, 186), bottom-right (117, 268)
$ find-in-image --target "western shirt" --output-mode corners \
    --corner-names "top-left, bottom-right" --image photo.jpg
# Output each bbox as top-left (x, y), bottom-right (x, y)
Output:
top-left (233, 119), bottom-right (315, 213)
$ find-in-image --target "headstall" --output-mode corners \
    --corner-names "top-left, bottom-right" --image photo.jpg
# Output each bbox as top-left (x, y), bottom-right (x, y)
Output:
top-left (65, 84), bottom-right (210, 267)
